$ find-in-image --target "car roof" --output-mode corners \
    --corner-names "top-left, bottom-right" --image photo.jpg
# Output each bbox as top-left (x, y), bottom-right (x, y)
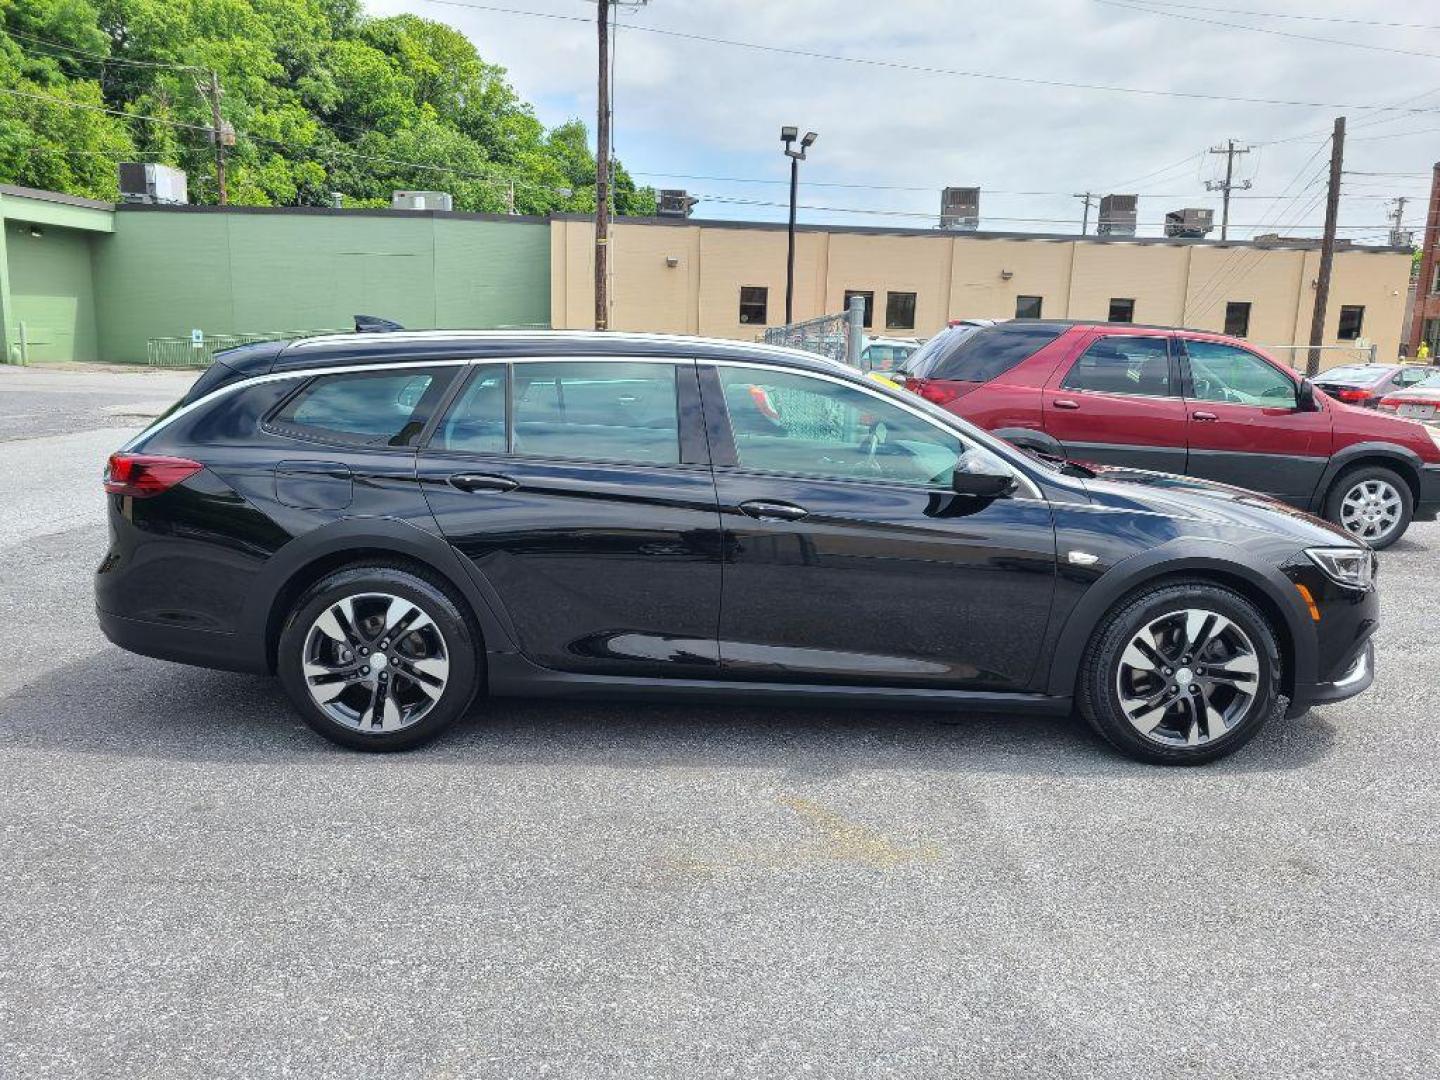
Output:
top-left (214, 329), bottom-right (852, 379)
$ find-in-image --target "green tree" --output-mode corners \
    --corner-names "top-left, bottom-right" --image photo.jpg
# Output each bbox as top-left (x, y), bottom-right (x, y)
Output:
top-left (1, 0), bottom-right (655, 214)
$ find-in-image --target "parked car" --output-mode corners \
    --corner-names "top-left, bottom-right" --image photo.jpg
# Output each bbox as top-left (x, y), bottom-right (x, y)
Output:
top-left (98, 330), bottom-right (1379, 765)
top-left (1378, 372), bottom-right (1440, 427)
top-left (859, 336), bottom-right (921, 374)
top-left (1312, 362), bottom-right (1440, 409)
top-left (895, 321), bottom-right (1440, 548)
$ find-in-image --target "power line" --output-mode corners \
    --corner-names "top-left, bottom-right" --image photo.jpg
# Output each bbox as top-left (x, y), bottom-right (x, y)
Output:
top-left (2, 27), bottom-right (209, 71)
top-left (1095, 0), bottom-right (1440, 62)
top-left (408, 0), bottom-right (1440, 114)
top-left (0, 85), bottom-right (579, 200)
top-left (1114, 1), bottom-right (1440, 32)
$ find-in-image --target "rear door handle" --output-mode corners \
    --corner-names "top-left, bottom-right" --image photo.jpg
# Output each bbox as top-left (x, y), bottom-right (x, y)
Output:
top-left (739, 499), bottom-right (809, 522)
top-left (1192, 410), bottom-right (1218, 421)
top-left (449, 472), bottom-right (519, 493)
top-left (1052, 399), bottom-right (1080, 410)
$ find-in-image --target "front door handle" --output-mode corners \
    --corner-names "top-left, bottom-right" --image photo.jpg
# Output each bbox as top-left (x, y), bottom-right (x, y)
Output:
top-left (739, 499), bottom-right (809, 522)
top-left (1052, 399), bottom-right (1080, 410)
top-left (1192, 410), bottom-right (1218, 422)
top-left (449, 472), bottom-right (519, 493)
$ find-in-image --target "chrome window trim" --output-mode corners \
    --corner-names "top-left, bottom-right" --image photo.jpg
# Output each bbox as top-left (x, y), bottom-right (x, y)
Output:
top-left (124, 351), bottom-right (1043, 502)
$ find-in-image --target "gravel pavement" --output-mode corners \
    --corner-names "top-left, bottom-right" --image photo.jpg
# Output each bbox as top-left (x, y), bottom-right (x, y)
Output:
top-left (1, 366), bottom-right (1436, 1079)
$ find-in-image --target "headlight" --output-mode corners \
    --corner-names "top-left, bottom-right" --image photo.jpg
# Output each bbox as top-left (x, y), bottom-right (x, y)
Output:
top-left (1306, 546), bottom-right (1377, 590)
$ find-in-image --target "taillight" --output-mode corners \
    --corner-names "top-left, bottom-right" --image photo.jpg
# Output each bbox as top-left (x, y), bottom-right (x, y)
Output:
top-left (103, 453), bottom-right (203, 497)
top-left (907, 378), bottom-right (967, 407)
top-left (1334, 388), bottom-right (1372, 403)
top-left (1377, 397), bottom-right (1400, 412)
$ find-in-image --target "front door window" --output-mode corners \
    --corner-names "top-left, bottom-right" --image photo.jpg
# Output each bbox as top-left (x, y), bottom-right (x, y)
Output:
top-left (713, 364), bottom-right (1009, 488)
top-left (1185, 341), bottom-right (1297, 408)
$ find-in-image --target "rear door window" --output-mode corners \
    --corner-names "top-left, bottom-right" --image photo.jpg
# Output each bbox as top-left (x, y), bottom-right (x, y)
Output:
top-left (270, 367), bottom-right (454, 447)
top-left (1061, 337), bottom-right (1173, 397)
top-left (512, 361), bottom-right (681, 465)
top-left (905, 324), bottom-right (1064, 383)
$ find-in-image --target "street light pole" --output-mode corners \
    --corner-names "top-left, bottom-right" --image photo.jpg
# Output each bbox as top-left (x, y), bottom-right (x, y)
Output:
top-left (782, 126), bottom-right (817, 325)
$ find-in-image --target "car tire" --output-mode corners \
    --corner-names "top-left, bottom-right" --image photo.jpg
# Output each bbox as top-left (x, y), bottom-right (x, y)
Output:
top-left (1323, 465), bottom-right (1412, 550)
top-left (1077, 581), bottom-right (1283, 765)
top-left (277, 563), bottom-right (481, 752)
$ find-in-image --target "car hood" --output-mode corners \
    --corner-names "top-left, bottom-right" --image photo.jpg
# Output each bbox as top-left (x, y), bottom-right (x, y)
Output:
top-left (1078, 464), bottom-right (1359, 547)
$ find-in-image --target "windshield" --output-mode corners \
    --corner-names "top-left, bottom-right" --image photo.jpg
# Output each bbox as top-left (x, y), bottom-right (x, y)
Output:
top-left (1410, 373), bottom-right (1440, 390)
top-left (1315, 365), bottom-right (1390, 387)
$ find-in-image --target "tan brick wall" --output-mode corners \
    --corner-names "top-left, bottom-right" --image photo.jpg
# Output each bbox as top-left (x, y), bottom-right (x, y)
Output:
top-left (551, 218), bottom-right (1412, 363)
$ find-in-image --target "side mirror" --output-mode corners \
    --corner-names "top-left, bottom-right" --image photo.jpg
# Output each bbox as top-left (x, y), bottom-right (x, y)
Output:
top-left (1297, 378), bottom-right (1318, 412)
top-left (952, 468), bottom-right (1019, 499)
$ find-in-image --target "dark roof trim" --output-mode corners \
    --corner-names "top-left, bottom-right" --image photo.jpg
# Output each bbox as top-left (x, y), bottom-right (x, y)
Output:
top-left (551, 212), bottom-right (1409, 254)
top-left (115, 203), bottom-right (548, 225)
top-left (0, 184), bottom-right (114, 211)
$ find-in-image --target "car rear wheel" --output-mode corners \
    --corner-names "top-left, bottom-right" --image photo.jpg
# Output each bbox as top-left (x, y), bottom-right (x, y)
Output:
top-left (1324, 466), bottom-right (1412, 549)
top-left (1078, 582), bottom-right (1283, 765)
top-left (277, 565), bottom-right (480, 751)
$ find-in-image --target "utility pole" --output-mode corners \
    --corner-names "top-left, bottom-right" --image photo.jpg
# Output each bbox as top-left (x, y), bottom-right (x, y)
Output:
top-left (1307, 116), bottom-right (1346, 377)
top-left (594, 0), bottom-right (611, 330)
top-left (1206, 140), bottom-right (1252, 241)
top-left (1387, 195), bottom-right (1411, 248)
top-left (197, 70), bottom-right (229, 205)
top-left (1073, 192), bottom-right (1097, 235)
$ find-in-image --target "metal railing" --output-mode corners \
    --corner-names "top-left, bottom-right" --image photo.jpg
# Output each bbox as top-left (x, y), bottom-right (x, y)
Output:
top-left (145, 329), bottom-right (345, 368)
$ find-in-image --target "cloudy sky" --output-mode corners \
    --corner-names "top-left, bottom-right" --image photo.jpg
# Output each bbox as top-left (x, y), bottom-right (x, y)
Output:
top-left (369, 0), bottom-right (1437, 243)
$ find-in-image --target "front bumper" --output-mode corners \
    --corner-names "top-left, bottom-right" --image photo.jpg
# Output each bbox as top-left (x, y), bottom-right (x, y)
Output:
top-left (1417, 464), bottom-right (1440, 523)
top-left (1308, 638), bottom-right (1375, 706)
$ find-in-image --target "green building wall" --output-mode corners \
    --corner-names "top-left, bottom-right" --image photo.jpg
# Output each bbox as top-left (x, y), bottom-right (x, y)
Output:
top-left (5, 218), bottom-right (99, 362)
top-left (93, 207), bottom-right (552, 363)
top-left (1, 188), bottom-right (552, 364)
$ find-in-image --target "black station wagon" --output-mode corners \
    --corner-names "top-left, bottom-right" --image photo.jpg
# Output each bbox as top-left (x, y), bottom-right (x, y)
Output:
top-left (98, 330), bottom-right (1379, 764)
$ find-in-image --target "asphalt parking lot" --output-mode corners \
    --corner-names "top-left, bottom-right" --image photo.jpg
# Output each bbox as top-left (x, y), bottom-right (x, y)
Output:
top-left (2, 364), bottom-right (1437, 1079)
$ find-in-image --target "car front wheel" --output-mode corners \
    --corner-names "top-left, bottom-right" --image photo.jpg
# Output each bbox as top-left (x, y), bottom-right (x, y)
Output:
top-left (277, 565), bottom-right (480, 751)
top-left (1324, 466), bottom-right (1412, 549)
top-left (1078, 581), bottom-right (1283, 765)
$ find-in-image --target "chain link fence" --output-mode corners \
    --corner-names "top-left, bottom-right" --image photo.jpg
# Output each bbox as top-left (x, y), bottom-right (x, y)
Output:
top-left (146, 329), bottom-right (346, 369)
top-left (1257, 343), bottom-right (1381, 374)
top-left (761, 297), bottom-right (866, 369)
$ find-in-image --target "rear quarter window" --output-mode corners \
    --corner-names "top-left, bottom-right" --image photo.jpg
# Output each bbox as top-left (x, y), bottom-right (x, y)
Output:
top-left (269, 367), bottom-right (454, 447)
top-left (908, 325), bottom-right (1065, 383)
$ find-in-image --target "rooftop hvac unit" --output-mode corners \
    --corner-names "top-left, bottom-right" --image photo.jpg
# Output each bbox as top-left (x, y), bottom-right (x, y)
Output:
top-left (1098, 194), bottom-right (1138, 236)
top-left (391, 190), bottom-right (454, 211)
top-left (940, 187), bottom-right (980, 231)
top-left (1164, 207), bottom-right (1215, 238)
top-left (657, 189), bottom-right (699, 217)
top-left (117, 163), bottom-right (188, 205)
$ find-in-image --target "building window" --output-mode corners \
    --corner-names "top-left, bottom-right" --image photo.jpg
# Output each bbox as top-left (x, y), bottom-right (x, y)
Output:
top-left (738, 286), bottom-right (768, 325)
top-left (844, 289), bottom-right (875, 329)
top-left (1015, 295), bottom-right (1043, 319)
top-left (1432, 263), bottom-right (1440, 295)
top-left (1224, 301), bottom-right (1252, 338)
top-left (885, 291), bottom-right (917, 330)
top-left (1338, 305), bottom-right (1365, 341)
top-left (1108, 298), bottom-right (1135, 323)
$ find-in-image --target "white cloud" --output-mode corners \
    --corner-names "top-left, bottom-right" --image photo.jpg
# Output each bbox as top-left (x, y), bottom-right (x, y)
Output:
top-left (368, 0), bottom-right (1437, 241)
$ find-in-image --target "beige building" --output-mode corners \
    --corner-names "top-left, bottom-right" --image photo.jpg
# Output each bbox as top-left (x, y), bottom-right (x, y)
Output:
top-left (550, 215), bottom-right (1413, 368)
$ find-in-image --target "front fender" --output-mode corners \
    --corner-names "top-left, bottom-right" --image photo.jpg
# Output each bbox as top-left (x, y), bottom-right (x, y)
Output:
top-left (1042, 538), bottom-right (1317, 701)
top-left (1308, 441), bottom-right (1424, 513)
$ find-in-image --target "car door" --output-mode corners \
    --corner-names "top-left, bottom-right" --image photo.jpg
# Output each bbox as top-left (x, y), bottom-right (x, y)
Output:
top-left (415, 358), bottom-right (724, 677)
top-left (1040, 331), bottom-right (1189, 473)
top-left (701, 361), bottom-right (1057, 691)
top-left (1179, 338), bottom-right (1333, 505)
